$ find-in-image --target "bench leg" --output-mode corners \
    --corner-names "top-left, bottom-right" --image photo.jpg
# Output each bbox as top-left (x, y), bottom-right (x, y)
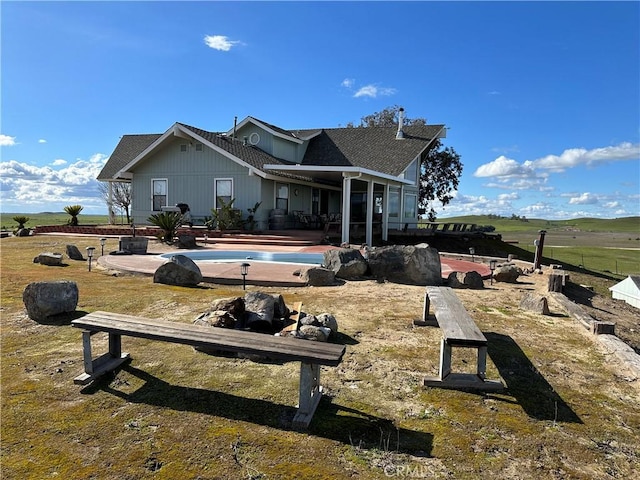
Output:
top-left (476, 346), bottom-right (487, 380)
top-left (292, 363), bottom-right (323, 429)
top-left (74, 331), bottom-right (130, 385)
top-left (439, 338), bottom-right (452, 380)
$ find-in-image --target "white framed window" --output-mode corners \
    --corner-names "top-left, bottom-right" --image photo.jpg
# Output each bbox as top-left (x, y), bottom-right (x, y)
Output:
top-left (275, 182), bottom-right (289, 212)
top-left (403, 159), bottom-right (418, 184)
top-left (404, 193), bottom-right (417, 219)
top-left (195, 143), bottom-right (203, 152)
top-left (152, 178), bottom-right (168, 211)
top-left (249, 132), bottom-right (260, 145)
top-left (388, 189), bottom-right (400, 218)
top-left (215, 178), bottom-right (233, 208)
top-left (180, 144), bottom-right (188, 152)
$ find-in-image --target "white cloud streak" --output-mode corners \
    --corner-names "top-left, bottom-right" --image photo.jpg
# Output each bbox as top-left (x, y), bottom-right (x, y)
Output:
top-left (0, 134), bottom-right (17, 146)
top-left (353, 84), bottom-right (397, 98)
top-left (203, 35), bottom-right (242, 51)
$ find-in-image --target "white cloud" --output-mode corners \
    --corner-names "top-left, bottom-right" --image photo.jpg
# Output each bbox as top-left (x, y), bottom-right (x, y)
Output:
top-left (0, 154), bottom-right (108, 210)
top-left (474, 155), bottom-right (537, 178)
top-left (353, 84), bottom-right (397, 98)
top-left (531, 142), bottom-right (640, 172)
top-left (203, 35), bottom-right (242, 51)
top-left (568, 192), bottom-right (599, 205)
top-left (341, 78), bottom-right (355, 88)
top-left (0, 134), bottom-right (17, 147)
top-left (38, 139), bottom-right (47, 144)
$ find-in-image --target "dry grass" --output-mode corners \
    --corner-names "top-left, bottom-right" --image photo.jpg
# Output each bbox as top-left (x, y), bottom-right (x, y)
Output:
top-left (1, 235), bottom-right (639, 479)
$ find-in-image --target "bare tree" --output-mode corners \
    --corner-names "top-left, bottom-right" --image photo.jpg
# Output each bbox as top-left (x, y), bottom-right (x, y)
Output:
top-left (98, 181), bottom-right (132, 224)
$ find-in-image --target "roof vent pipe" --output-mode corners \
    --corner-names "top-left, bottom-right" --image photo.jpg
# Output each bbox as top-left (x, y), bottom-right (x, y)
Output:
top-left (396, 107), bottom-right (405, 140)
top-left (233, 116), bottom-right (237, 140)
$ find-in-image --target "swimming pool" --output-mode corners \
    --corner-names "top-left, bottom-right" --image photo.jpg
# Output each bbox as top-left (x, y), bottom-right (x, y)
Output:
top-left (159, 250), bottom-right (325, 266)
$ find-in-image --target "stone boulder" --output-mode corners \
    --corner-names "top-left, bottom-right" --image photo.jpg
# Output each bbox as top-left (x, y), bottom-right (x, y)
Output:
top-left (33, 252), bottom-right (64, 266)
top-left (243, 291), bottom-right (276, 332)
top-left (153, 254), bottom-right (202, 286)
top-left (176, 235), bottom-right (197, 249)
top-left (447, 271), bottom-right (484, 289)
top-left (519, 293), bottom-right (550, 315)
top-left (494, 264), bottom-right (522, 283)
top-left (367, 243), bottom-right (441, 285)
top-left (301, 267), bottom-right (336, 286)
top-left (16, 228), bottom-right (31, 237)
top-left (23, 280), bottom-right (78, 321)
top-left (66, 244), bottom-right (84, 261)
top-left (323, 248), bottom-right (368, 280)
top-left (298, 325), bottom-right (331, 342)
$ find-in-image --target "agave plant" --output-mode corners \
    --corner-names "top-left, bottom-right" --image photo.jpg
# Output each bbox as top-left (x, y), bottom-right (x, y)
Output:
top-left (148, 211), bottom-right (182, 243)
top-left (64, 205), bottom-right (84, 226)
top-left (12, 216), bottom-right (30, 229)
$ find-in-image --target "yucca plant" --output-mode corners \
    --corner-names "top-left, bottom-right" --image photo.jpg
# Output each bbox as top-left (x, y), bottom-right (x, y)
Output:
top-left (148, 211), bottom-right (182, 243)
top-left (12, 216), bottom-right (30, 229)
top-left (64, 205), bottom-right (83, 226)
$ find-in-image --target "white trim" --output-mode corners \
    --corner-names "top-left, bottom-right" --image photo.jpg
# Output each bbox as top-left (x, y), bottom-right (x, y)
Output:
top-left (249, 132), bottom-right (260, 145)
top-left (263, 164), bottom-right (413, 185)
top-left (227, 117), bottom-right (304, 145)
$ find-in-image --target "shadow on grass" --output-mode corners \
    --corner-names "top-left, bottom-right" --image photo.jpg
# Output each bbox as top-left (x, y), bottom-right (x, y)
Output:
top-left (485, 332), bottom-right (582, 424)
top-left (33, 309), bottom-right (89, 326)
top-left (82, 365), bottom-right (432, 455)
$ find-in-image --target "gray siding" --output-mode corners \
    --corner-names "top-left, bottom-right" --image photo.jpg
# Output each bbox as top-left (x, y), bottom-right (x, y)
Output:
top-left (272, 137), bottom-right (297, 163)
top-left (130, 138), bottom-right (265, 225)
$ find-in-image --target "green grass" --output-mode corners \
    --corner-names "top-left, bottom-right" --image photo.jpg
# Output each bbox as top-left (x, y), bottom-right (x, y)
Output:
top-left (0, 212), bottom-right (112, 229)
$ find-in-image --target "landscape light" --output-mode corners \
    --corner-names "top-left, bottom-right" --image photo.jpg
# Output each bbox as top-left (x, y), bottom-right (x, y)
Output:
top-left (99, 238), bottom-right (106, 256)
top-left (86, 247), bottom-right (96, 272)
top-left (489, 259), bottom-right (497, 285)
top-left (240, 262), bottom-right (251, 290)
top-left (469, 247), bottom-right (475, 262)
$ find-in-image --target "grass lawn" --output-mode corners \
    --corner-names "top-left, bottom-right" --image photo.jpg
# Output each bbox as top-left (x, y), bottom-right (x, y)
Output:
top-left (1, 234), bottom-right (639, 479)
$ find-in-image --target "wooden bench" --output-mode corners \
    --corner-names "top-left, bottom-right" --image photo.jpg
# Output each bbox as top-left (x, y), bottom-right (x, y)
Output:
top-left (420, 287), bottom-right (503, 391)
top-left (71, 311), bottom-right (346, 428)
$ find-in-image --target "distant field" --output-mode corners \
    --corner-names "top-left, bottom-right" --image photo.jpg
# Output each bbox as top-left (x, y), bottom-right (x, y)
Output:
top-left (1, 212), bottom-right (112, 229)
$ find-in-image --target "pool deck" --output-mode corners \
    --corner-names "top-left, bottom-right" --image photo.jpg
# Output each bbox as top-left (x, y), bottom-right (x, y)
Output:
top-left (97, 241), bottom-right (491, 287)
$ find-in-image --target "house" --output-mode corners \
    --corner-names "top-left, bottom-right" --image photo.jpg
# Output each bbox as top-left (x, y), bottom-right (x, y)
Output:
top-left (97, 109), bottom-right (446, 246)
top-left (609, 276), bottom-right (640, 310)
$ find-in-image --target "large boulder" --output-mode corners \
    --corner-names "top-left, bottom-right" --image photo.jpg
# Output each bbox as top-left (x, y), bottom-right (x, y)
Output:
top-left (447, 271), bottom-right (484, 289)
top-left (153, 254), bottom-right (202, 286)
top-left (323, 248), bottom-right (368, 280)
top-left (33, 252), bottom-right (64, 266)
top-left (23, 281), bottom-right (78, 321)
top-left (367, 244), bottom-right (441, 285)
top-left (243, 291), bottom-right (276, 332)
top-left (494, 264), bottom-right (522, 283)
top-left (176, 235), bottom-right (197, 249)
top-left (66, 244), bottom-right (84, 261)
top-left (301, 267), bottom-right (336, 286)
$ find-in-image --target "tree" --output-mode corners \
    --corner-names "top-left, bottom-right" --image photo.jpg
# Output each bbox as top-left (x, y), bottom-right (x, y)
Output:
top-left (351, 105), bottom-right (462, 221)
top-left (99, 181), bottom-right (132, 224)
top-left (64, 205), bottom-right (83, 226)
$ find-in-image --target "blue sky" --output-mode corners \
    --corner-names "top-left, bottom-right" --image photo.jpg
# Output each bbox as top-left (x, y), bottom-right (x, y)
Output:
top-left (1, 1), bottom-right (639, 220)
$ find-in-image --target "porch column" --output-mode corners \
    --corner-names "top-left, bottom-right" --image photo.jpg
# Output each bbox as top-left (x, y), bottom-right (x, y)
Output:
top-left (341, 175), bottom-right (352, 245)
top-left (108, 182), bottom-right (115, 225)
top-left (382, 183), bottom-right (390, 242)
top-left (365, 179), bottom-right (374, 246)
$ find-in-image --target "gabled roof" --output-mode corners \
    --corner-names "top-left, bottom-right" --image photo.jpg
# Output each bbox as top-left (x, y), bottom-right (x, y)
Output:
top-left (99, 116), bottom-right (445, 184)
top-left (97, 134), bottom-right (162, 180)
top-left (300, 124), bottom-right (445, 177)
top-left (227, 116), bottom-right (304, 144)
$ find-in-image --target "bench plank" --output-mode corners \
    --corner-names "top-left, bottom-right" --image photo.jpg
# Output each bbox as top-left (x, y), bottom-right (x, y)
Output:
top-left (72, 311), bottom-right (345, 366)
top-left (425, 286), bottom-right (486, 346)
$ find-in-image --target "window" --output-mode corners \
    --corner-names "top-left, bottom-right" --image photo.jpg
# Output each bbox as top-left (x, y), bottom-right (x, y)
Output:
top-left (404, 159), bottom-right (418, 183)
top-left (276, 183), bottom-right (289, 212)
top-left (215, 178), bottom-right (233, 208)
top-left (180, 144), bottom-right (188, 152)
top-left (388, 190), bottom-right (400, 218)
top-left (404, 193), bottom-right (417, 219)
top-left (195, 143), bottom-right (203, 152)
top-left (152, 179), bottom-right (167, 211)
top-left (249, 132), bottom-right (260, 145)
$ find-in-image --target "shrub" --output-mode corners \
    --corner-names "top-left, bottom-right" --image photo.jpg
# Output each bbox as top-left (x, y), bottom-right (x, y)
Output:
top-left (148, 211), bottom-right (182, 243)
top-left (64, 205), bottom-right (83, 226)
top-left (206, 198), bottom-right (243, 231)
top-left (12, 216), bottom-right (30, 229)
